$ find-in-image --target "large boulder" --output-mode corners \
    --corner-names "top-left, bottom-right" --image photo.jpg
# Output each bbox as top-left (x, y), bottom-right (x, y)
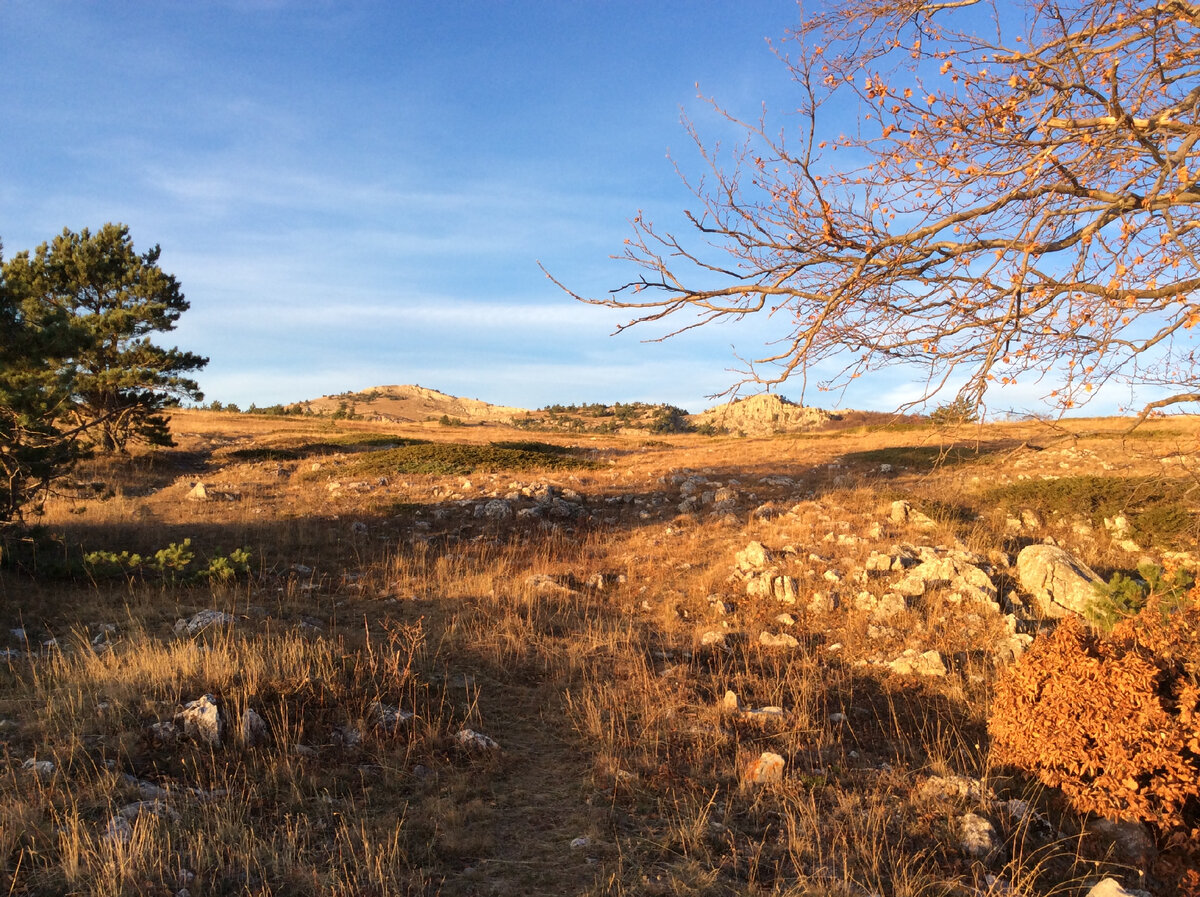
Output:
top-left (1015, 545), bottom-right (1103, 618)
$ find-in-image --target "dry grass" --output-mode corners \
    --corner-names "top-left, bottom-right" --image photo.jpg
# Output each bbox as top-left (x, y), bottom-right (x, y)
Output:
top-left (0, 409), bottom-right (1196, 895)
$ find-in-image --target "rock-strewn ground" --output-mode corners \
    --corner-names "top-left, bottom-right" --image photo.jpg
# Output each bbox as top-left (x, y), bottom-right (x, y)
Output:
top-left (1, 409), bottom-right (1195, 896)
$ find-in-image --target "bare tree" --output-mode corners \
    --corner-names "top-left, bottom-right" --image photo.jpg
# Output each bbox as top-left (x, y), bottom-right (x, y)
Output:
top-left (550, 0), bottom-right (1200, 419)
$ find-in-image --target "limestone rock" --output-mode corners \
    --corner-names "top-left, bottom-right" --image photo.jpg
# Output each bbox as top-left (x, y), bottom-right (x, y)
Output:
top-left (1016, 545), bottom-right (1104, 618)
top-left (241, 708), bottom-right (269, 747)
top-left (1084, 879), bottom-right (1152, 897)
top-left (22, 758), bottom-right (54, 780)
top-left (694, 394), bottom-right (828, 436)
top-left (735, 541), bottom-right (773, 572)
top-left (454, 728), bottom-right (500, 751)
top-left (918, 774), bottom-right (987, 802)
top-left (759, 631), bottom-right (799, 649)
top-left (476, 499), bottom-right (513, 521)
top-left (174, 610), bottom-right (235, 636)
top-left (186, 482), bottom-right (208, 501)
top-left (744, 751), bottom-right (785, 785)
top-left (959, 812), bottom-right (1001, 862)
top-left (370, 702), bottom-right (412, 733)
top-left (888, 649), bottom-right (947, 677)
top-left (176, 694), bottom-right (222, 747)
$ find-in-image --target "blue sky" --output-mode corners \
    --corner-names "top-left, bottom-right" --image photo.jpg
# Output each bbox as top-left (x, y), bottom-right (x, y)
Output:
top-left (0, 1), bottom-right (1144, 416)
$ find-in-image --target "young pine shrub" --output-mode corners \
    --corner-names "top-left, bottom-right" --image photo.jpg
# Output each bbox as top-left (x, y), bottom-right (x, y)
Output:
top-left (988, 595), bottom-right (1200, 877)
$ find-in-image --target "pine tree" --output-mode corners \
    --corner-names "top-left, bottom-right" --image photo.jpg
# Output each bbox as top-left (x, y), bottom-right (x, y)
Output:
top-left (4, 224), bottom-right (207, 451)
top-left (0, 243), bottom-right (81, 526)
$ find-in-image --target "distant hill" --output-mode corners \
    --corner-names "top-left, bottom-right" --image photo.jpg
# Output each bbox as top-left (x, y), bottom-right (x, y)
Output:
top-left (299, 385), bottom-right (527, 423)
top-left (295, 385), bottom-right (854, 435)
top-left (691, 394), bottom-right (830, 436)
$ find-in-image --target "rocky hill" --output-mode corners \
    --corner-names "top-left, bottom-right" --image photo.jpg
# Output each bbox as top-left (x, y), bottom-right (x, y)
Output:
top-left (691, 393), bottom-right (830, 436)
top-left (299, 385), bottom-right (527, 423)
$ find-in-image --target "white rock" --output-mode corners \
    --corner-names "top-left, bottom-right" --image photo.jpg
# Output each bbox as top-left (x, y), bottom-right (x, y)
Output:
top-left (22, 758), bottom-right (54, 780)
top-left (454, 728), bottom-right (500, 751)
top-left (1084, 879), bottom-right (1152, 897)
top-left (119, 799), bottom-right (180, 822)
top-left (888, 649), bottom-right (947, 677)
top-left (1016, 545), bottom-right (1104, 618)
top-left (177, 694), bottom-right (222, 747)
top-left (959, 812), bottom-right (1000, 861)
top-left (744, 751), bottom-right (785, 785)
top-left (241, 708), bottom-right (269, 746)
top-left (772, 575), bottom-right (798, 604)
top-left (104, 815), bottom-right (134, 843)
top-left (759, 631), bottom-right (799, 649)
top-left (478, 499), bottom-right (513, 521)
top-left (735, 541), bottom-right (773, 572)
top-left (174, 610), bottom-right (235, 636)
top-left (186, 482), bottom-right (208, 501)
top-left (919, 774), bottom-right (987, 802)
top-left (372, 702), bottom-right (414, 732)
top-left (569, 836), bottom-right (591, 850)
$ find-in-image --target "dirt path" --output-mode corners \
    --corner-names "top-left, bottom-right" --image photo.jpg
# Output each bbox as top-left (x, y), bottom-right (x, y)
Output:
top-left (435, 677), bottom-right (606, 897)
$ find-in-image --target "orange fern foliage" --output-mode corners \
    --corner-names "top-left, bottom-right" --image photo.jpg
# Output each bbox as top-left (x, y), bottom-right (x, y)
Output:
top-left (989, 597), bottom-right (1200, 834)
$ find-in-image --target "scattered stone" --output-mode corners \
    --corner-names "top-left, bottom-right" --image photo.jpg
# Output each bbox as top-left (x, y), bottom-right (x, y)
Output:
top-left (241, 708), bottom-right (269, 747)
top-left (699, 630), bottom-right (728, 648)
top-left (720, 690), bottom-right (742, 712)
top-left (735, 541), bottom-right (773, 572)
top-left (186, 482), bottom-right (208, 501)
top-left (772, 575), bottom-right (798, 604)
top-left (350, 521), bottom-right (369, 536)
top-left (104, 815), bottom-right (135, 843)
top-left (569, 836), bottom-right (591, 850)
top-left (22, 758), bottom-right (54, 780)
top-left (888, 649), bottom-right (947, 677)
top-left (118, 799), bottom-right (180, 823)
top-left (744, 751), bottom-right (785, 785)
top-left (807, 591), bottom-right (839, 613)
top-left (371, 702), bottom-right (414, 732)
top-left (1083, 879), bottom-right (1152, 897)
top-left (174, 610), bottom-right (235, 636)
top-left (525, 573), bottom-right (579, 598)
top-left (759, 631), bottom-right (799, 649)
top-left (476, 499), bottom-right (514, 521)
top-left (919, 774), bottom-right (988, 802)
top-left (959, 812), bottom-right (1001, 862)
top-left (743, 705), bottom-right (785, 719)
top-left (1015, 545), bottom-right (1104, 618)
top-left (454, 728), bottom-right (500, 751)
top-left (148, 720), bottom-right (181, 745)
top-left (865, 551), bottom-right (894, 575)
top-left (176, 694), bottom-right (222, 747)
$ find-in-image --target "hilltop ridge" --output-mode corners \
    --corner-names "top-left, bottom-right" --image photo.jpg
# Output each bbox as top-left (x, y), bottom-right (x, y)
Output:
top-left (299, 384), bottom-right (527, 423)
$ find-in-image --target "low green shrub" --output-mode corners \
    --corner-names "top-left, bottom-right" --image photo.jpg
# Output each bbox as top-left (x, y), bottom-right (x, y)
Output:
top-left (84, 540), bottom-right (253, 584)
top-left (344, 441), bottom-right (596, 477)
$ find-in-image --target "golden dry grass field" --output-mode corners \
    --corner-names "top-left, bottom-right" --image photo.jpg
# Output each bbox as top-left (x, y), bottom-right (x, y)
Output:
top-left (1, 409), bottom-right (1197, 896)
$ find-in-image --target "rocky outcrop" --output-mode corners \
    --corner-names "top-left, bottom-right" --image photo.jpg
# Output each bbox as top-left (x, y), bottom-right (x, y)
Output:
top-left (1016, 545), bottom-right (1104, 618)
top-left (692, 394), bottom-right (829, 436)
